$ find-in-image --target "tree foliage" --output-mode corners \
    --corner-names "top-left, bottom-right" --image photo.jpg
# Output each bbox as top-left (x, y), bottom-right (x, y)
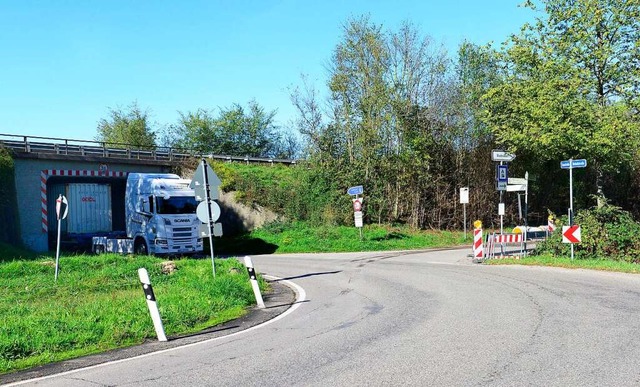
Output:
top-left (95, 102), bottom-right (157, 149)
top-left (483, 0), bottom-right (640, 208)
top-left (167, 100), bottom-right (300, 159)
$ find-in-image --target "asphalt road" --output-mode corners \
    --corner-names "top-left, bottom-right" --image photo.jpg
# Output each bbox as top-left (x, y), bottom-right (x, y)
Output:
top-left (7, 248), bottom-right (640, 386)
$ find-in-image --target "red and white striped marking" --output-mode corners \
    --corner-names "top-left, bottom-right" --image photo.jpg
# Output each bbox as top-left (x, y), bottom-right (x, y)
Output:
top-left (40, 170), bottom-right (127, 233)
top-left (473, 228), bottom-right (483, 259)
top-left (491, 233), bottom-right (523, 243)
top-left (548, 219), bottom-right (555, 233)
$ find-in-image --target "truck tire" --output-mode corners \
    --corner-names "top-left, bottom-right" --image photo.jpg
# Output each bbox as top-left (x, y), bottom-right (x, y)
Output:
top-left (134, 239), bottom-right (148, 255)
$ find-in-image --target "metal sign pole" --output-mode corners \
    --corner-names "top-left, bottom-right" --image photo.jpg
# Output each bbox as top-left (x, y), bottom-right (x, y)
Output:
top-left (569, 159), bottom-right (574, 261)
top-left (499, 162), bottom-right (504, 255)
top-left (524, 172), bottom-right (529, 255)
top-left (201, 159), bottom-right (216, 277)
top-left (463, 203), bottom-right (467, 240)
top-left (55, 216), bottom-right (62, 282)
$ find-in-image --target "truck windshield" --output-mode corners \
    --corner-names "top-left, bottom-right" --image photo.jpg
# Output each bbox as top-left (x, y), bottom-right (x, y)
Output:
top-left (156, 196), bottom-right (198, 214)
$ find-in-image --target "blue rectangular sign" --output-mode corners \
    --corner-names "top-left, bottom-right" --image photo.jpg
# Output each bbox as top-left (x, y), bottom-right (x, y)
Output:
top-left (347, 185), bottom-right (363, 195)
top-left (560, 159), bottom-right (587, 169)
top-left (497, 165), bottom-right (508, 183)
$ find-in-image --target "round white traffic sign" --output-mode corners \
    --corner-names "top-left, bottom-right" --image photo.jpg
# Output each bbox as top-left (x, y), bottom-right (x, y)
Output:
top-left (196, 201), bottom-right (221, 223)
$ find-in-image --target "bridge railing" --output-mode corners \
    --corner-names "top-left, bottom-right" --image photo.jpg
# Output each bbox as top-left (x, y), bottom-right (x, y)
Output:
top-left (0, 133), bottom-right (296, 165)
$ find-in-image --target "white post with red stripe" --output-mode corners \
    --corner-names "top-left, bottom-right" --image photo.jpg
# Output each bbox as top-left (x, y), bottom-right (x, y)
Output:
top-left (473, 220), bottom-right (483, 260)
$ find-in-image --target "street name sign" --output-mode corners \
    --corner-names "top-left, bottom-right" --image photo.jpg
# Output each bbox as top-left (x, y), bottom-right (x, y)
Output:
top-left (560, 159), bottom-right (587, 169)
top-left (508, 177), bottom-right (527, 185)
top-left (492, 150), bottom-right (516, 162)
top-left (506, 184), bottom-right (527, 192)
top-left (347, 185), bottom-right (364, 196)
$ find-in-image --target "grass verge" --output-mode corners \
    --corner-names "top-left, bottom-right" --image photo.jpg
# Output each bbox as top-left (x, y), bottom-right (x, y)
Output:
top-left (484, 253), bottom-right (640, 274)
top-left (217, 221), bottom-right (469, 255)
top-left (0, 248), bottom-right (265, 374)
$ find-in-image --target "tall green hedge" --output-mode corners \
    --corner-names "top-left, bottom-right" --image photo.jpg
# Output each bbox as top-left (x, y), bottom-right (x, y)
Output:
top-left (0, 146), bottom-right (20, 244)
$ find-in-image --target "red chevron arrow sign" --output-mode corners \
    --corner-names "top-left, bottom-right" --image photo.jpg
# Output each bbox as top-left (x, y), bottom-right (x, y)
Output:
top-left (562, 225), bottom-right (581, 244)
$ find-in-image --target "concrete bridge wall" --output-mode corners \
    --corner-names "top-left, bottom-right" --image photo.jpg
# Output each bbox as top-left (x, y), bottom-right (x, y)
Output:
top-left (13, 156), bottom-right (174, 252)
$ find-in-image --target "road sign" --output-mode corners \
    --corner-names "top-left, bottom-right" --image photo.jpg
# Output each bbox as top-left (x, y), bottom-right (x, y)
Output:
top-left (497, 165), bottom-right (508, 182)
top-left (506, 184), bottom-right (527, 192)
top-left (560, 159), bottom-right (587, 169)
top-left (196, 200), bottom-right (221, 223)
top-left (199, 223), bottom-right (223, 237)
top-left (496, 164), bottom-right (508, 191)
top-left (354, 211), bottom-right (363, 228)
top-left (492, 150), bottom-right (516, 162)
top-left (459, 187), bottom-right (469, 204)
top-left (508, 177), bottom-right (527, 185)
top-left (347, 185), bottom-right (363, 196)
top-left (562, 225), bottom-right (581, 243)
top-left (353, 198), bottom-right (363, 212)
top-left (190, 160), bottom-right (221, 200)
top-left (55, 194), bottom-right (69, 220)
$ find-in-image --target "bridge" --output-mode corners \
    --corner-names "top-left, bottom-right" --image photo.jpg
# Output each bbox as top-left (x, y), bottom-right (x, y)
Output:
top-left (0, 133), bottom-right (297, 165)
top-left (1, 133), bottom-right (296, 252)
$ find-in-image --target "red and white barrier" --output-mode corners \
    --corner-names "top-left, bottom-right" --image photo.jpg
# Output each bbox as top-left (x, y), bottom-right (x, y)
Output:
top-left (548, 218), bottom-right (556, 233)
top-left (492, 233), bottom-right (523, 243)
top-left (486, 233), bottom-right (525, 259)
top-left (473, 228), bottom-right (483, 259)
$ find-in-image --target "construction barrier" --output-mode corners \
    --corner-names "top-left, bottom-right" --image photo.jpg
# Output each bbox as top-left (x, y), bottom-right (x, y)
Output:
top-left (485, 232), bottom-right (525, 260)
top-left (473, 228), bottom-right (483, 259)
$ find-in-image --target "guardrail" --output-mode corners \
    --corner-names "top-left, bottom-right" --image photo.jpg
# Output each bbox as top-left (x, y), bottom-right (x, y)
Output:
top-left (0, 133), bottom-right (297, 165)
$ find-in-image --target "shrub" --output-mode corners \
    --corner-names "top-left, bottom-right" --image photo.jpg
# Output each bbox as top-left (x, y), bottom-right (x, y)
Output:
top-left (535, 204), bottom-right (640, 262)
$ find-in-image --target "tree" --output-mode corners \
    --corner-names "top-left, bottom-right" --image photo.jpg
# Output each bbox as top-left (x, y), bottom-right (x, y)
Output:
top-left (483, 0), bottom-right (640, 207)
top-left (95, 102), bottom-right (157, 149)
top-left (167, 100), bottom-right (300, 159)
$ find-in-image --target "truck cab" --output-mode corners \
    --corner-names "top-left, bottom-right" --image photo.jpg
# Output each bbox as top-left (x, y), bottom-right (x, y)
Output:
top-left (126, 173), bottom-right (203, 255)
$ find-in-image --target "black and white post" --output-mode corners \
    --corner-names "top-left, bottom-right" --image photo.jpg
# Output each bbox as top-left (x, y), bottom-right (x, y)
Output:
top-left (244, 256), bottom-right (265, 308)
top-left (138, 268), bottom-right (167, 341)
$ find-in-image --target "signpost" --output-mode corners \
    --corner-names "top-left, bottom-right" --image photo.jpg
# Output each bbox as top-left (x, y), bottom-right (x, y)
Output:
top-left (561, 158), bottom-right (587, 260)
top-left (190, 158), bottom-right (222, 277)
top-left (460, 187), bottom-right (469, 239)
top-left (55, 194), bottom-right (68, 282)
top-left (492, 150), bottom-right (516, 254)
top-left (348, 186), bottom-right (364, 240)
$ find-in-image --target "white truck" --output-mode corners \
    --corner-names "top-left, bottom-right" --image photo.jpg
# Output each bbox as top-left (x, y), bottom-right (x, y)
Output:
top-left (92, 173), bottom-right (203, 255)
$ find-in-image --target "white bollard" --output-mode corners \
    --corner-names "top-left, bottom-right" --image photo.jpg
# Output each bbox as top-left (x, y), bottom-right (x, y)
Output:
top-left (138, 268), bottom-right (168, 342)
top-left (244, 256), bottom-right (265, 309)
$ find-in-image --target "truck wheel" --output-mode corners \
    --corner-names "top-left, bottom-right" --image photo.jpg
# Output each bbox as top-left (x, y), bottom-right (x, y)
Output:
top-left (94, 245), bottom-right (105, 254)
top-left (135, 240), bottom-right (148, 255)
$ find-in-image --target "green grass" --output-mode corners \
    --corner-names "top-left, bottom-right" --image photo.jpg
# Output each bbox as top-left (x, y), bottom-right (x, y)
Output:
top-left (0, 247), bottom-right (265, 374)
top-left (484, 253), bottom-right (640, 274)
top-left (222, 221), bottom-right (470, 254)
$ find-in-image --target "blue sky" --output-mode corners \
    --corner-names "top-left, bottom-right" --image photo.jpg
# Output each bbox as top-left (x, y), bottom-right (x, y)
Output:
top-left (0, 1), bottom-right (533, 142)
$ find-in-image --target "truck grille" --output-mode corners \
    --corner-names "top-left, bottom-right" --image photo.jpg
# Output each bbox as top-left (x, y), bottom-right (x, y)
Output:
top-left (173, 227), bottom-right (192, 232)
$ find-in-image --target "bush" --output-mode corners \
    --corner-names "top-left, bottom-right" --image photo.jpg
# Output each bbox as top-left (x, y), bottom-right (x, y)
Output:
top-left (0, 146), bottom-right (20, 244)
top-left (536, 204), bottom-right (640, 262)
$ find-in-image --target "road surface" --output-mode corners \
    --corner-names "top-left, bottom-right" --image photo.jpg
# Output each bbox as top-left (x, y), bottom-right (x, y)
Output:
top-left (7, 248), bottom-right (640, 386)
